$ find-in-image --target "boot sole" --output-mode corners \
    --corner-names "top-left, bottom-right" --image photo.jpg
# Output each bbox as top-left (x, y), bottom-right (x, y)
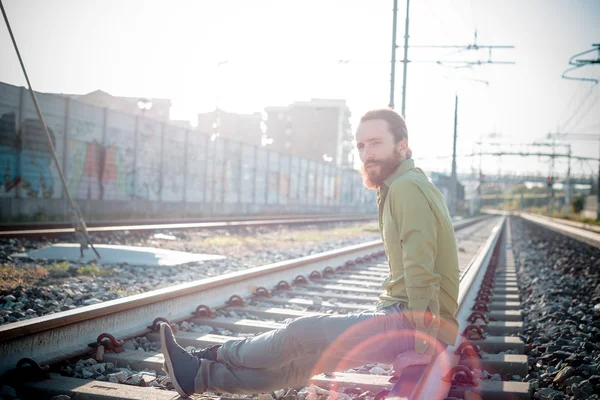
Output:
top-left (160, 323), bottom-right (190, 398)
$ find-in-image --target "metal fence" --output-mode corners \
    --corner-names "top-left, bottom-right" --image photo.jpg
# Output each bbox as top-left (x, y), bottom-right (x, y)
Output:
top-left (0, 82), bottom-right (376, 220)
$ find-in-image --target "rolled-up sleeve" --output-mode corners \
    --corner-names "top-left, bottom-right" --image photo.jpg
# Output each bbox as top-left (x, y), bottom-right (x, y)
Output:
top-left (388, 180), bottom-right (441, 354)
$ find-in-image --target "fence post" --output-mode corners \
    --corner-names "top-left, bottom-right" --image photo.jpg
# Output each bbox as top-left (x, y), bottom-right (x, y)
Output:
top-left (159, 122), bottom-right (165, 203)
top-left (183, 129), bottom-right (188, 206)
top-left (288, 155), bottom-right (293, 206)
top-left (100, 107), bottom-right (107, 201)
top-left (221, 140), bottom-right (227, 206)
top-left (276, 153), bottom-right (281, 206)
top-left (16, 86), bottom-right (25, 200)
top-left (252, 145), bottom-right (257, 204)
top-left (265, 149), bottom-right (270, 205)
top-left (62, 98), bottom-right (70, 214)
top-left (203, 135), bottom-right (209, 206)
top-left (210, 139), bottom-right (216, 214)
top-left (299, 159), bottom-right (303, 206)
top-left (132, 116), bottom-right (139, 217)
top-left (238, 143), bottom-right (243, 205)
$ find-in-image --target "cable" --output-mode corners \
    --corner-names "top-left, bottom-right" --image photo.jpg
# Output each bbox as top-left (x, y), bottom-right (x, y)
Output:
top-left (569, 90), bottom-right (600, 132)
top-left (562, 44), bottom-right (600, 84)
top-left (0, 0), bottom-right (100, 259)
top-left (560, 83), bottom-right (598, 132)
top-left (556, 81), bottom-right (587, 127)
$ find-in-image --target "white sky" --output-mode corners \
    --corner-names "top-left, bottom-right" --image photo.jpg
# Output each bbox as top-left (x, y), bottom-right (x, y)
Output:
top-left (1, 0), bottom-right (599, 179)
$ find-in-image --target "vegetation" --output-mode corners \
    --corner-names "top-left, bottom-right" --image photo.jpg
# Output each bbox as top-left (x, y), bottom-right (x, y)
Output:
top-left (0, 262), bottom-right (114, 292)
top-left (202, 223), bottom-right (380, 246)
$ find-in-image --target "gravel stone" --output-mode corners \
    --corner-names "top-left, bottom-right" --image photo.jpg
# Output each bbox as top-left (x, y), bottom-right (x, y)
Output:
top-left (512, 217), bottom-right (600, 400)
top-left (0, 222), bottom-right (381, 326)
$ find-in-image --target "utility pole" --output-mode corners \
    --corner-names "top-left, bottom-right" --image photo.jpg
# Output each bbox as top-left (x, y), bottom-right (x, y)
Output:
top-left (549, 135), bottom-right (556, 215)
top-left (546, 132), bottom-right (600, 220)
top-left (560, 43), bottom-right (600, 217)
top-left (389, 0), bottom-right (398, 110)
top-left (400, 0), bottom-right (410, 117)
top-left (388, 0), bottom-right (410, 115)
top-left (566, 148), bottom-right (571, 217)
top-left (451, 94), bottom-right (458, 216)
top-left (478, 138), bottom-right (483, 210)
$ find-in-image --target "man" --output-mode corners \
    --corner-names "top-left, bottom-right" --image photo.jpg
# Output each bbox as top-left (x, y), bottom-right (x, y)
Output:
top-left (161, 108), bottom-right (460, 397)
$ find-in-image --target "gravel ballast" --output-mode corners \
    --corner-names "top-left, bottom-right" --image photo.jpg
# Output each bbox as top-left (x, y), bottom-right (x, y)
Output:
top-left (0, 221), bottom-right (381, 326)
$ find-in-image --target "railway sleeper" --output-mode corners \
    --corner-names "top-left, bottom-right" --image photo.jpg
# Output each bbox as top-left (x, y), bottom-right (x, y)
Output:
top-left (191, 315), bottom-right (282, 334)
top-left (490, 286), bottom-right (519, 296)
top-left (18, 374), bottom-right (177, 400)
top-left (322, 278), bottom-right (383, 288)
top-left (301, 283), bottom-right (382, 295)
top-left (255, 296), bottom-right (372, 312)
top-left (225, 305), bottom-right (322, 320)
top-left (334, 270), bottom-right (389, 277)
top-left (277, 290), bottom-right (378, 304)
top-left (487, 300), bottom-right (521, 310)
top-left (458, 353), bottom-right (528, 377)
top-left (102, 350), bottom-right (399, 395)
top-left (329, 274), bottom-right (388, 282)
top-left (447, 380), bottom-right (530, 400)
top-left (482, 321), bottom-right (523, 335)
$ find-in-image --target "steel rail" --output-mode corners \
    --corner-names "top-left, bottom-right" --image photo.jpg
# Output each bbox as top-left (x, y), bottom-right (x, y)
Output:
top-left (409, 216), bottom-right (506, 399)
top-left (0, 214), bottom-right (376, 231)
top-left (0, 214), bottom-right (377, 237)
top-left (0, 241), bottom-right (382, 375)
top-left (0, 214), bottom-right (492, 378)
top-left (520, 212), bottom-right (600, 247)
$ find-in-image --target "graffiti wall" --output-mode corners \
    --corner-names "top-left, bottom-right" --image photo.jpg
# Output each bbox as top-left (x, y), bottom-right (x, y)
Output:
top-left (0, 81), bottom-right (375, 218)
top-left (0, 86), bottom-right (64, 200)
top-left (133, 119), bottom-right (161, 201)
top-left (162, 125), bottom-right (186, 203)
top-left (104, 110), bottom-right (135, 201)
top-left (254, 147), bottom-right (267, 205)
top-left (224, 139), bottom-right (241, 204)
top-left (240, 143), bottom-right (255, 204)
top-left (185, 132), bottom-right (207, 203)
top-left (279, 155), bottom-right (290, 205)
top-left (66, 100), bottom-right (104, 200)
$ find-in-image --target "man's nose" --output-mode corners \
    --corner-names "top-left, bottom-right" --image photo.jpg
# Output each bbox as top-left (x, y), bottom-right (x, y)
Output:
top-left (362, 145), bottom-right (376, 159)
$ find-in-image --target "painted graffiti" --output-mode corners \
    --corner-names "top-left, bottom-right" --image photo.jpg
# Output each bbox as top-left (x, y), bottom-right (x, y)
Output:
top-left (67, 139), bottom-right (104, 200)
top-left (0, 83), bottom-right (376, 215)
top-left (0, 112), bottom-right (57, 198)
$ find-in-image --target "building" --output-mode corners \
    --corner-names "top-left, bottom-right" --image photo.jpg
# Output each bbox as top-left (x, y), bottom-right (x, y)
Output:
top-left (265, 99), bottom-right (354, 167)
top-left (52, 90), bottom-right (172, 121)
top-left (428, 171), bottom-right (465, 211)
top-left (197, 108), bottom-right (263, 146)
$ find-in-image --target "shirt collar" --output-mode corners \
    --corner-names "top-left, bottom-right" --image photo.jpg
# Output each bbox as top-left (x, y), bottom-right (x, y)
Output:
top-left (382, 158), bottom-right (415, 189)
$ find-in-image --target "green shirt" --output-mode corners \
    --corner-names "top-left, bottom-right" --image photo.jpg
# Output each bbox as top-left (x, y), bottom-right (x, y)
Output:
top-left (375, 158), bottom-right (459, 353)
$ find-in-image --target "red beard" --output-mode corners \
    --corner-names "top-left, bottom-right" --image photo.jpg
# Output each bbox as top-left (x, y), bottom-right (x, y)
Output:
top-left (360, 153), bottom-right (403, 190)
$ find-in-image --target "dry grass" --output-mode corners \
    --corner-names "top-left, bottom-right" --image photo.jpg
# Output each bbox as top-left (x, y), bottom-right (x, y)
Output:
top-left (201, 223), bottom-right (380, 246)
top-left (0, 264), bottom-right (49, 291)
top-left (186, 222), bottom-right (381, 260)
top-left (0, 262), bottom-right (114, 293)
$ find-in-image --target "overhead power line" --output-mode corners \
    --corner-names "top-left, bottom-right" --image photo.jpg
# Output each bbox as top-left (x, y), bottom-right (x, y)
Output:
top-left (562, 44), bottom-right (600, 84)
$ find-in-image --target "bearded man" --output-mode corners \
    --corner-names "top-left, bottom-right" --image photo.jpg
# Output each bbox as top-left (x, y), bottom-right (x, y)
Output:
top-left (160, 108), bottom-right (460, 397)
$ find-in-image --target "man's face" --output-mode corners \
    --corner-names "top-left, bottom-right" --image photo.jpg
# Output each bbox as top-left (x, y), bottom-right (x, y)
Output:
top-left (356, 119), bottom-right (405, 190)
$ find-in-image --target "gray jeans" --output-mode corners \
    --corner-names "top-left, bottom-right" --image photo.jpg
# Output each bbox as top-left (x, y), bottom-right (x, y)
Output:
top-left (193, 303), bottom-right (415, 394)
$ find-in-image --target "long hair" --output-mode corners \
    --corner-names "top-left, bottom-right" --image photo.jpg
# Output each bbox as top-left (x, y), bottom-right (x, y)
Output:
top-left (360, 109), bottom-right (412, 159)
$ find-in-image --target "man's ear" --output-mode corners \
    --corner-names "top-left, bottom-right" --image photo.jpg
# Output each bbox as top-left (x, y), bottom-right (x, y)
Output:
top-left (396, 139), bottom-right (408, 156)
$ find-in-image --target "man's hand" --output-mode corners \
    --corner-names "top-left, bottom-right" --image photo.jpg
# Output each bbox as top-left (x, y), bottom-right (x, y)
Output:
top-left (392, 351), bottom-right (433, 377)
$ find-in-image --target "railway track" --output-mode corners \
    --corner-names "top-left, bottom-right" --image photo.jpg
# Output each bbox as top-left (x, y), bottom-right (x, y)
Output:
top-left (0, 214), bottom-right (377, 238)
top-left (2, 213), bottom-right (595, 399)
